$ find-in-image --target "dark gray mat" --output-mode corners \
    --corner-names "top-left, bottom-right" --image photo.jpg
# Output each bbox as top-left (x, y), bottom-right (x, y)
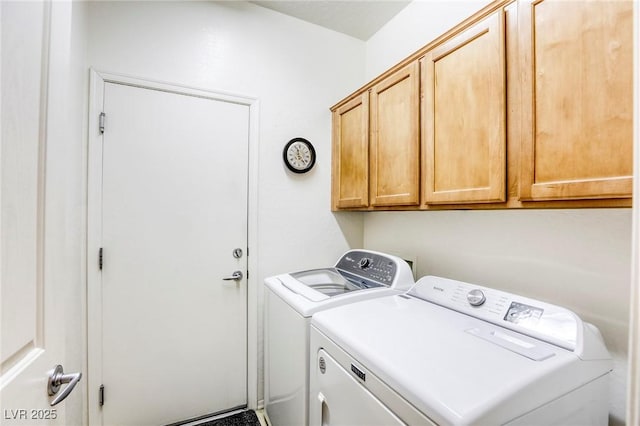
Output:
top-left (198, 410), bottom-right (260, 426)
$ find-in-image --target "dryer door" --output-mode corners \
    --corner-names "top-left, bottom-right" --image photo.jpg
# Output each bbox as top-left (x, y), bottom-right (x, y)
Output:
top-left (310, 349), bottom-right (405, 426)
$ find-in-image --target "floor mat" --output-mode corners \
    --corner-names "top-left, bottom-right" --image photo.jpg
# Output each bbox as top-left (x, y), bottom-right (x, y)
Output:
top-left (199, 410), bottom-right (260, 426)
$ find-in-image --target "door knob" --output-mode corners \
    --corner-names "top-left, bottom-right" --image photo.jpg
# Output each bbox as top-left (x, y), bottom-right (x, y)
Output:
top-left (222, 270), bottom-right (243, 281)
top-left (47, 365), bottom-right (82, 406)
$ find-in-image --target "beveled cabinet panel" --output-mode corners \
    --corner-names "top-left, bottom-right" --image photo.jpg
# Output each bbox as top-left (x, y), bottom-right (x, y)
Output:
top-left (370, 61), bottom-right (420, 207)
top-left (332, 93), bottom-right (369, 209)
top-left (519, 0), bottom-right (633, 201)
top-left (422, 10), bottom-right (506, 204)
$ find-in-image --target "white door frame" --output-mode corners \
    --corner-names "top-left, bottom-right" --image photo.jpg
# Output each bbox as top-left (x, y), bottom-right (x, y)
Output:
top-left (86, 69), bottom-right (260, 423)
top-left (627, 3), bottom-right (639, 424)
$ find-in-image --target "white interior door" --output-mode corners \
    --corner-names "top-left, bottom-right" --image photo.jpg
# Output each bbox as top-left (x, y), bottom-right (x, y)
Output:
top-left (1, 1), bottom-right (82, 424)
top-left (90, 80), bottom-right (249, 425)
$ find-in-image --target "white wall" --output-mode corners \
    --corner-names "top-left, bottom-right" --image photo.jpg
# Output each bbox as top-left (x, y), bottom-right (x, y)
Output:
top-left (86, 1), bottom-right (365, 405)
top-left (366, 0), bottom-right (492, 79)
top-left (363, 2), bottom-right (633, 424)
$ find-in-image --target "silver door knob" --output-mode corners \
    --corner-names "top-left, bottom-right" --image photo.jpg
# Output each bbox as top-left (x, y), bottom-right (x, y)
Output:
top-left (47, 365), bottom-right (82, 406)
top-left (222, 270), bottom-right (243, 281)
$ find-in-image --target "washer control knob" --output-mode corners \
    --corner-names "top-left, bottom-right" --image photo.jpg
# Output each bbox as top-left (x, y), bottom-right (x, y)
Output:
top-left (467, 289), bottom-right (486, 306)
top-left (358, 257), bottom-right (372, 269)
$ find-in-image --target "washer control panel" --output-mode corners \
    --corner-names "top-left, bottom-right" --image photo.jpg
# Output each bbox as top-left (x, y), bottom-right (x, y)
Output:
top-left (409, 275), bottom-right (579, 351)
top-left (335, 250), bottom-right (398, 286)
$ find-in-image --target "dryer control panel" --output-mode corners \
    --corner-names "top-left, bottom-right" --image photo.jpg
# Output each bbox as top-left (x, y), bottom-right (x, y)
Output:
top-left (335, 250), bottom-right (398, 286)
top-left (409, 276), bottom-right (581, 351)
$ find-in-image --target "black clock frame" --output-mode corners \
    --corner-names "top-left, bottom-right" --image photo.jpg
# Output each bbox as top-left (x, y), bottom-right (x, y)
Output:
top-left (283, 137), bottom-right (316, 174)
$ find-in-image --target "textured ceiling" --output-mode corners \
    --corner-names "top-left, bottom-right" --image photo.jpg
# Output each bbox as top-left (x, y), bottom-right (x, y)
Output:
top-left (250, 1), bottom-right (411, 40)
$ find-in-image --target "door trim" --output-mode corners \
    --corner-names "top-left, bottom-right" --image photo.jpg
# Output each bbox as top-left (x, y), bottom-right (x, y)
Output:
top-left (86, 69), bottom-right (260, 424)
top-left (627, 3), bottom-right (639, 423)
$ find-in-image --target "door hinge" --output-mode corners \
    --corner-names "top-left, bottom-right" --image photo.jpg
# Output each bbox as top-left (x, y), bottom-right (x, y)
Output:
top-left (99, 112), bottom-right (106, 134)
top-left (99, 384), bottom-right (105, 406)
top-left (99, 248), bottom-right (103, 270)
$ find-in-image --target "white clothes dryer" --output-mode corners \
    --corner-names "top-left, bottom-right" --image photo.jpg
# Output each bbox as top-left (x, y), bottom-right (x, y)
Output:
top-left (264, 250), bottom-right (415, 426)
top-left (310, 275), bottom-right (612, 426)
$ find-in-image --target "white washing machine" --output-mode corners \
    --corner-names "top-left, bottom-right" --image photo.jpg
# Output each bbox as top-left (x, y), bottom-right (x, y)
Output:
top-left (264, 249), bottom-right (415, 426)
top-left (310, 275), bottom-right (613, 425)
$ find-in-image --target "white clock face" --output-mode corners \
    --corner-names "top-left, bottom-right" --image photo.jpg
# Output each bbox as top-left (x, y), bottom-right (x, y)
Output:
top-left (287, 141), bottom-right (312, 170)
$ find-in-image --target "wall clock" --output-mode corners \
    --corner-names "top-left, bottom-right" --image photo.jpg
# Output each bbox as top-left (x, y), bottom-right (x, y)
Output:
top-left (283, 137), bottom-right (316, 174)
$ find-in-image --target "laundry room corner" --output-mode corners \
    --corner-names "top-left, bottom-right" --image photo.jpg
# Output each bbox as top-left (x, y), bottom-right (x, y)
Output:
top-left (363, 209), bottom-right (632, 425)
top-left (84, 0), bottom-right (367, 413)
top-left (359, 1), bottom-right (636, 424)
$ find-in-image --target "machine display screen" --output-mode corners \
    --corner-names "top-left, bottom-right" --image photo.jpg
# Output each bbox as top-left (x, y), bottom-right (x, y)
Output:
top-left (504, 302), bottom-right (544, 325)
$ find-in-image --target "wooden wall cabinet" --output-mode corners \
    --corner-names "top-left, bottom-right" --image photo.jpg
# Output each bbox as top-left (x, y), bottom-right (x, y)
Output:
top-left (370, 62), bottom-right (420, 207)
top-left (422, 10), bottom-right (506, 205)
top-left (330, 0), bottom-right (633, 211)
top-left (331, 62), bottom-right (420, 210)
top-left (332, 92), bottom-right (369, 209)
top-left (518, 0), bottom-right (633, 201)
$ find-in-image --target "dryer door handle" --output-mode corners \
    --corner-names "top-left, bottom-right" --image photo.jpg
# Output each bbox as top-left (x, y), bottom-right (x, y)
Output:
top-left (317, 392), bottom-right (329, 426)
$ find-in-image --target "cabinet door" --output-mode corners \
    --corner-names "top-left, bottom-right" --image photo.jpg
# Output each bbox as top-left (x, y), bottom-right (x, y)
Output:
top-left (519, 0), bottom-right (633, 201)
top-left (332, 92), bottom-right (369, 209)
top-left (370, 62), bottom-right (420, 207)
top-left (422, 11), bottom-right (506, 204)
